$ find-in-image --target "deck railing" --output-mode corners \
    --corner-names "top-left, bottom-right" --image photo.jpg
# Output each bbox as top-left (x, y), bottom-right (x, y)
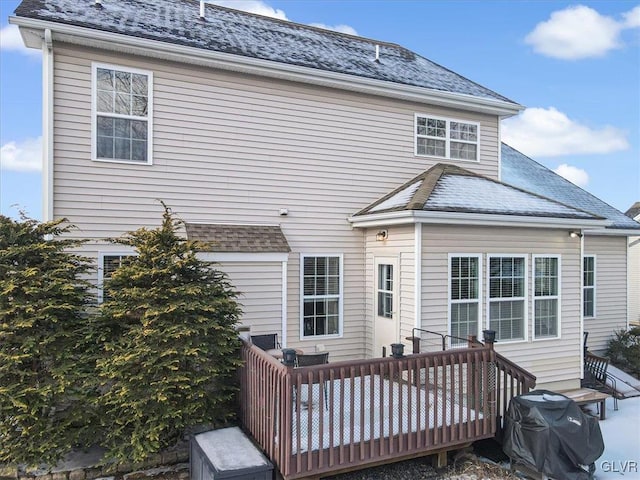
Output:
top-left (493, 351), bottom-right (537, 438)
top-left (240, 341), bottom-right (534, 479)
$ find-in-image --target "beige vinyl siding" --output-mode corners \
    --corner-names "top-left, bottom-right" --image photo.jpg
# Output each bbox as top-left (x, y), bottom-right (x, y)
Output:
top-left (54, 44), bottom-right (498, 360)
top-left (584, 236), bottom-right (628, 353)
top-left (629, 235), bottom-right (640, 326)
top-left (421, 225), bottom-right (582, 388)
top-left (364, 225), bottom-right (416, 357)
top-left (217, 262), bottom-right (283, 336)
top-left (51, 43), bottom-right (502, 362)
top-left (52, 43), bottom-right (501, 235)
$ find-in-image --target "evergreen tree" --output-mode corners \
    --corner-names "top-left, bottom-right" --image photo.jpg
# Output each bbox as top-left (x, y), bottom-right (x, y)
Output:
top-left (95, 206), bottom-right (242, 461)
top-left (0, 215), bottom-right (94, 465)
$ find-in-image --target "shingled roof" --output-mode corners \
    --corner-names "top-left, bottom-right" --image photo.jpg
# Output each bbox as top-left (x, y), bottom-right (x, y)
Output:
top-left (13, 0), bottom-right (518, 105)
top-left (355, 163), bottom-right (602, 221)
top-left (501, 144), bottom-right (640, 230)
top-left (626, 202), bottom-right (640, 220)
top-left (185, 224), bottom-right (291, 253)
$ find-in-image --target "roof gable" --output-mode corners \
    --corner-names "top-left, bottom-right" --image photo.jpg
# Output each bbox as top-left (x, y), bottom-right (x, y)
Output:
top-left (355, 163), bottom-right (600, 221)
top-left (13, 0), bottom-right (518, 105)
top-left (626, 202), bottom-right (640, 220)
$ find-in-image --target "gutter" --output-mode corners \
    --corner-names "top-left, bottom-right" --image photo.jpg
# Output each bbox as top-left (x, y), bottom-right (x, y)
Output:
top-left (348, 210), bottom-right (609, 229)
top-left (9, 17), bottom-right (524, 118)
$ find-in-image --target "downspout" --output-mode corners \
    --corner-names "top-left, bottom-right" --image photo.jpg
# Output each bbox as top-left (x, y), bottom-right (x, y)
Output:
top-left (281, 260), bottom-right (288, 347)
top-left (579, 230), bottom-right (585, 379)
top-left (626, 238), bottom-right (630, 331)
top-left (414, 223), bottom-right (422, 330)
top-left (42, 29), bottom-right (54, 222)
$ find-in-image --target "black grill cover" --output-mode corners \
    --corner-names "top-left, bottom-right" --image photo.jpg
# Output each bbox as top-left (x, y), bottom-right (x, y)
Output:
top-left (503, 390), bottom-right (604, 480)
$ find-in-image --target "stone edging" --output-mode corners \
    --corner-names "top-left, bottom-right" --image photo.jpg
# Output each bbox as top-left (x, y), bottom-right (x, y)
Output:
top-left (0, 449), bottom-right (189, 480)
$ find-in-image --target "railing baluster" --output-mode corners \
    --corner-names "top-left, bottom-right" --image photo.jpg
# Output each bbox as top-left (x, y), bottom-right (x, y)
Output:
top-left (239, 341), bottom-right (534, 480)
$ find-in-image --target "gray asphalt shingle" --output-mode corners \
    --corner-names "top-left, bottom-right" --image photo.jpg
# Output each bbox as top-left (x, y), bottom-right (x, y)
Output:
top-left (501, 144), bottom-right (640, 230)
top-left (13, 0), bottom-right (518, 104)
top-left (355, 163), bottom-right (601, 221)
top-left (185, 224), bottom-right (290, 252)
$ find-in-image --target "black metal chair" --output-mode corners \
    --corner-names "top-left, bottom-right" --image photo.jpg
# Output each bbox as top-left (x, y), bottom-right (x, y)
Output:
top-left (295, 352), bottom-right (330, 409)
top-left (250, 333), bottom-right (280, 351)
top-left (582, 351), bottom-right (618, 411)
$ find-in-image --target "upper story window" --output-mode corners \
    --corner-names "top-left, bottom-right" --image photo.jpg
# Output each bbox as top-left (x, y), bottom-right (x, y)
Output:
top-left (415, 115), bottom-right (479, 161)
top-left (301, 254), bottom-right (343, 338)
top-left (488, 255), bottom-right (526, 342)
top-left (583, 256), bottom-right (596, 318)
top-left (92, 63), bottom-right (153, 164)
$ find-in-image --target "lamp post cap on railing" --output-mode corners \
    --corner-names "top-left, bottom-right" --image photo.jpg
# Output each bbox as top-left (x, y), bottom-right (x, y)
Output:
top-left (390, 343), bottom-right (405, 358)
top-left (482, 329), bottom-right (496, 349)
top-left (281, 348), bottom-right (297, 367)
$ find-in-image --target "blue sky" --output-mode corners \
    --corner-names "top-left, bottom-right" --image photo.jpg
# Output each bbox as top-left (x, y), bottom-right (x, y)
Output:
top-left (1, 0), bottom-right (639, 219)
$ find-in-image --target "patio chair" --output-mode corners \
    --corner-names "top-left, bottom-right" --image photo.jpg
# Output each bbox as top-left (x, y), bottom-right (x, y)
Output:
top-left (582, 352), bottom-right (618, 412)
top-left (250, 333), bottom-right (280, 351)
top-left (295, 352), bottom-right (330, 409)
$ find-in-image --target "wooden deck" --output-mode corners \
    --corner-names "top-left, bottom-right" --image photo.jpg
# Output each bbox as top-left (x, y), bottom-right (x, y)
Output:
top-left (239, 341), bottom-right (535, 479)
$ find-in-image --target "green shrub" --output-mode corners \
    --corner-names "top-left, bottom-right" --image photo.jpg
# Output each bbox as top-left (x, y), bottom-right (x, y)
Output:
top-left (606, 326), bottom-right (640, 377)
top-left (0, 215), bottom-right (95, 466)
top-left (93, 206), bottom-right (242, 462)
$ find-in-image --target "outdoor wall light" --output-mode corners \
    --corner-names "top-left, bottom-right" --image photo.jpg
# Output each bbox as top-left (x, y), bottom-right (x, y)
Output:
top-left (569, 231), bottom-right (583, 239)
top-left (376, 229), bottom-right (388, 241)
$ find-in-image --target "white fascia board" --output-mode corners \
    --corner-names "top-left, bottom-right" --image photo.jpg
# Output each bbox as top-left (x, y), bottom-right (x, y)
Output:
top-left (348, 210), bottom-right (609, 229)
top-left (9, 17), bottom-right (523, 117)
top-left (583, 228), bottom-right (640, 236)
top-left (197, 252), bottom-right (289, 263)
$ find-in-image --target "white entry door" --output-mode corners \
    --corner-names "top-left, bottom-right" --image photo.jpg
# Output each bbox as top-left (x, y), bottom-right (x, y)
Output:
top-left (374, 257), bottom-right (399, 358)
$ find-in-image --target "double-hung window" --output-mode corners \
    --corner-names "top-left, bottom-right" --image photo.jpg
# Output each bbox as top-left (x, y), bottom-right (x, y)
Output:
top-left (583, 256), bottom-right (596, 318)
top-left (488, 255), bottom-right (526, 341)
top-left (533, 256), bottom-right (560, 339)
top-left (449, 255), bottom-right (481, 346)
top-left (93, 63), bottom-right (152, 164)
top-left (98, 253), bottom-right (134, 302)
top-left (301, 255), bottom-right (342, 338)
top-left (415, 115), bottom-right (479, 161)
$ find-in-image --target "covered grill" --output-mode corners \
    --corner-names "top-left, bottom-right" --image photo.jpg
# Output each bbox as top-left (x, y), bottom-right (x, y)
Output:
top-left (503, 390), bottom-right (604, 480)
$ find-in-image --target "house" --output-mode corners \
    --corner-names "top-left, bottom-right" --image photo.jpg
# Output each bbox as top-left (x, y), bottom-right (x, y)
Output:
top-left (627, 202), bottom-right (640, 326)
top-left (11, 0), bottom-right (640, 394)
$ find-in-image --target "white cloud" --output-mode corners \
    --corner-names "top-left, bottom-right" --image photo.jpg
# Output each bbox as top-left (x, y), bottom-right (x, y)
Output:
top-left (502, 107), bottom-right (629, 157)
top-left (209, 1), bottom-right (288, 20)
top-left (1, 137), bottom-right (42, 172)
top-left (553, 164), bottom-right (590, 187)
top-left (525, 4), bottom-right (640, 59)
top-left (309, 23), bottom-right (358, 36)
top-left (623, 5), bottom-right (640, 28)
top-left (0, 24), bottom-right (39, 57)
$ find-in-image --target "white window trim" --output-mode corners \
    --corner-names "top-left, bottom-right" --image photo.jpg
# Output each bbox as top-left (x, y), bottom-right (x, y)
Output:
top-left (91, 62), bottom-right (154, 165)
top-left (486, 254), bottom-right (528, 344)
top-left (583, 254), bottom-right (597, 319)
top-left (299, 253), bottom-right (344, 340)
top-left (97, 251), bottom-right (136, 303)
top-left (532, 254), bottom-right (561, 341)
top-left (414, 113), bottom-right (480, 162)
top-left (448, 253), bottom-right (482, 347)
